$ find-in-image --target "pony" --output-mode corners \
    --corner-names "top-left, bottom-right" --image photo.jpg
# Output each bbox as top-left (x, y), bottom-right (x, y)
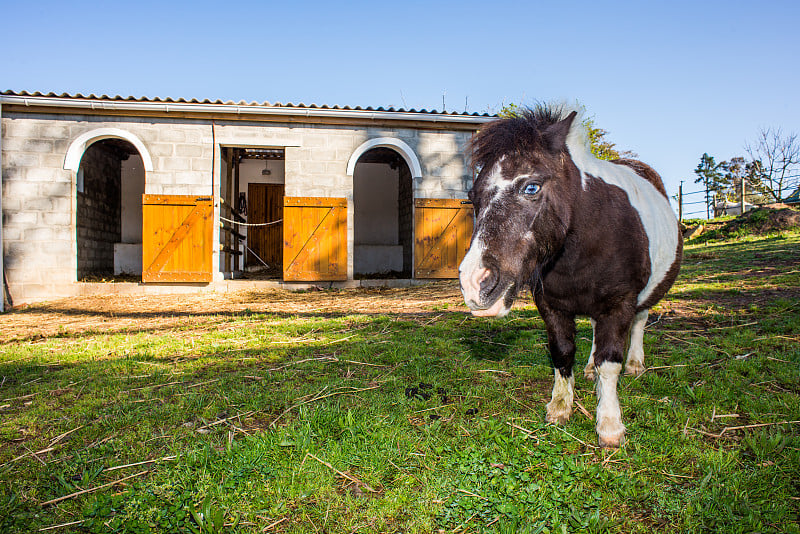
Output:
top-left (458, 105), bottom-right (682, 447)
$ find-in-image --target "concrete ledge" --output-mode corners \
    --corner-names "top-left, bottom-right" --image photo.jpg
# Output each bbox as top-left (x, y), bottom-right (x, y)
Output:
top-left (7, 279), bottom-right (445, 306)
top-left (358, 279), bottom-right (430, 288)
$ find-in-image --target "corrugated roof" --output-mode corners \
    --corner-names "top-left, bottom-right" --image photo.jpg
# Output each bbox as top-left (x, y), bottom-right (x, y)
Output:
top-left (1, 90), bottom-right (494, 118)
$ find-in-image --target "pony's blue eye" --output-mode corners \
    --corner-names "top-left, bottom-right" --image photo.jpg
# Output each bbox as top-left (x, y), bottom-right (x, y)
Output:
top-left (523, 183), bottom-right (541, 195)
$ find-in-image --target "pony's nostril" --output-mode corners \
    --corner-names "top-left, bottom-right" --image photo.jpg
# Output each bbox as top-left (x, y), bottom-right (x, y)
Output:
top-left (478, 269), bottom-right (499, 296)
top-left (469, 267), bottom-right (489, 293)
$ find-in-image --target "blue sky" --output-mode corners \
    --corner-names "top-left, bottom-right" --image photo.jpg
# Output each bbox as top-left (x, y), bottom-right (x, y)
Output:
top-left (2, 0), bottom-right (798, 216)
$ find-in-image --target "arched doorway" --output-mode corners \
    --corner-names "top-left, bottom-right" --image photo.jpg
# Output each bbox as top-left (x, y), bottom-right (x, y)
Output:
top-left (352, 147), bottom-right (413, 277)
top-left (76, 139), bottom-right (145, 279)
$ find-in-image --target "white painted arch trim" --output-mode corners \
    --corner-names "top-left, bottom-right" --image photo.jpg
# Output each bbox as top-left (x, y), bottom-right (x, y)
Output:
top-left (64, 128), bottom-right (154, 171)
top-left (346, 137), bottom-right (422, 178)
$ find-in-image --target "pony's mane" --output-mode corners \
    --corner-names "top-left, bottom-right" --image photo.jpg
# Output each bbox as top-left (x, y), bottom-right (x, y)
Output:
top-left (470, 104), bottom-right (591, 170)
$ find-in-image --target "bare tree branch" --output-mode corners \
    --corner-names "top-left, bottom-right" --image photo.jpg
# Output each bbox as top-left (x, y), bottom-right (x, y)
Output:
top-left (745, 127), bottom-right (800, 202)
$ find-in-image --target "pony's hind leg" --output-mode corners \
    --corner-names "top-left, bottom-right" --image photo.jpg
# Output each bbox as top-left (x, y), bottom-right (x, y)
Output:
top-left (624, 310), bottom-right (648, 376)
top-left (584, 319), bottom-right (597, 381)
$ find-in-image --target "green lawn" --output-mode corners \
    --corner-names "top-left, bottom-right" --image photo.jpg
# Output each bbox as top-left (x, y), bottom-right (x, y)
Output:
top-left (1, 231), bottom-right (798, 533)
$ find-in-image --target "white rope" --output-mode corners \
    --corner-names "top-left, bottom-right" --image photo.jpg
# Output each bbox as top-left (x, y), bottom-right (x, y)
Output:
top-left (220, 216), bottom-right (283, 227)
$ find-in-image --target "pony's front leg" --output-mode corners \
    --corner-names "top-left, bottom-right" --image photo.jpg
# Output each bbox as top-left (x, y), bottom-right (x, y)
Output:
top-left (593, 313), bottom-right (632, 448)
top-left (541, 310), bottom-right (576, 425)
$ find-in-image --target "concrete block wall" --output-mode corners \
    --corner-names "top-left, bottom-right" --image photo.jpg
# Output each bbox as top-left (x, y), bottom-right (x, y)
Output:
top-left (274, 124), bottom-right (473, 278)
top-left (2, 109), bottom-right (476, 304)
top-left (276, 125), bottom-right (473, 200)
top-left (2, 113), bottom-right (77, 302)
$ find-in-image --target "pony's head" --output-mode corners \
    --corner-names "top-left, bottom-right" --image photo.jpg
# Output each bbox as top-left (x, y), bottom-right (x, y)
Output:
top-left (459, 106), bottom-right (584, 317)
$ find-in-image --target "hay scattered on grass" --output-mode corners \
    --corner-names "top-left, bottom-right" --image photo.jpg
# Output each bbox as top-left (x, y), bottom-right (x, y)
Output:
top-left (0, 281), bottom-right (476, 343)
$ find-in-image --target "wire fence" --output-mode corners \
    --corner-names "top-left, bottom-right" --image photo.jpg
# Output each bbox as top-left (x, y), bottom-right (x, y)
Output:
top-left (673, 183), bottom-right (798, 220)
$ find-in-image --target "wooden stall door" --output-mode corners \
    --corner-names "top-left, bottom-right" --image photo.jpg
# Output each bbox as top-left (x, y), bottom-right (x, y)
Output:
top-left (283, 197), bottom-right (347, 281)
top-left (142, 195), bottom-right (214, 282)
top-left (247, 183), bottom-right (284, 268)
top-left (414, 199), bottom-right (474, 278)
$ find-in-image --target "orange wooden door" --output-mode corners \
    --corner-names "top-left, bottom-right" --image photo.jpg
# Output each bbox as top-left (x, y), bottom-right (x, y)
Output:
top-left (414, 199), bottom-right (474, 278)
top-left (142, 195), bottom-right (214, 282)
top-left (283, 197), bottom-right (347, 281)
top-left (247, 183), bottom-right (284, 268)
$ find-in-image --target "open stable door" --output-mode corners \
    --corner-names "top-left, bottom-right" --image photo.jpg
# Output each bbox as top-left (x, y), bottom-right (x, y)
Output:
top-left (142, 195), bottom-right (214, 282)
top-left (414, 198), bottom-right (474, 278)
top-left (283, 197), bottom-right (347, 281)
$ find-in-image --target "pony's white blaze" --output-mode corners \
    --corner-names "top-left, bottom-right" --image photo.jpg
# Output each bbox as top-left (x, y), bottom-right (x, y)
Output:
top-left (459, 159), bottom-right (515, 317)
top-left (458, 232), bottom-right (486, 309)
top-left (482, 159), bottom-right (514, 212)
top-left (459, 236), bottom-right (513, 318)
top-left (564, 118), bottom-right (678, 306)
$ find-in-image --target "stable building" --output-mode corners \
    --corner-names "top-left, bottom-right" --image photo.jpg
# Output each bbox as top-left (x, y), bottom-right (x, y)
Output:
top-left (0, 91), bottom-right (492, 307)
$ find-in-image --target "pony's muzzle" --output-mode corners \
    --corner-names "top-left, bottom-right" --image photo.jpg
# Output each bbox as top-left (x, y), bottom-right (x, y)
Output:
top-left (460, 266), bottom-right (509, 317)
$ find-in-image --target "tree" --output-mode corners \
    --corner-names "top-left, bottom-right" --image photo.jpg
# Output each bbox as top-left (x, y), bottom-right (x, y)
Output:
top-left (497, 102), bottom-right (521, 119)
top-left (719, 156), bottom-right (746, 202)
top-left (745, 159), bottom-right (768, 193)
top-left (719, 156), bottom-right (770, 205)
top-left (583, 116), bottom-right (638, 161)
top-left (694, 153), bottom-right (726, 218)
top-left (498, 103), bottom-right (636, 161)
top-left (744, 127), bottom-right (800, 202)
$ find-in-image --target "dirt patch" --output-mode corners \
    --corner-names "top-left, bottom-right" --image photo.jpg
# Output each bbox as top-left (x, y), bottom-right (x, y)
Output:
top-left (696, 287), bottom-right (800, 310)
top-left (660, 283), bottom-right (800, 321)
top-left (0, 281), bottom-right (479, 343)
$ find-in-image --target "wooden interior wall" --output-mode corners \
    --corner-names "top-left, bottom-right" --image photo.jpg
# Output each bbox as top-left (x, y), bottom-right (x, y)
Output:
top-left (247, 183), bottom-right (284, 269)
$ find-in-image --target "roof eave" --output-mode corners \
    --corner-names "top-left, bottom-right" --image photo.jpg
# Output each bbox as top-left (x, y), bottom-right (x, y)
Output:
top-left (0, 94), bottom-right (496, 126)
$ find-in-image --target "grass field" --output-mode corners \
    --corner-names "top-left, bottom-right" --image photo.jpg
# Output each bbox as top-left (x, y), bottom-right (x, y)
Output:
top-left (1, 230), bottom-right (799, 533)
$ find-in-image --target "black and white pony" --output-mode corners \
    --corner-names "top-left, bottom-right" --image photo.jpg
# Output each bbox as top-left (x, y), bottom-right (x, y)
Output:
top-left (459, 106), bottom-right (682, 447)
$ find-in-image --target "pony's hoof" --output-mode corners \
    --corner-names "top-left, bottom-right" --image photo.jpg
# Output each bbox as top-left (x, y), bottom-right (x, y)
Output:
top-left (624, 361), bottom-right (645, 377)
top-left (545, 403), bottom-right (572, 425)
top-left (597, 418), bottom-right (626, 448)
top-left (598, 432), bottom-right (626, 449)
top-left (583, 367), bottom-right (596, 381)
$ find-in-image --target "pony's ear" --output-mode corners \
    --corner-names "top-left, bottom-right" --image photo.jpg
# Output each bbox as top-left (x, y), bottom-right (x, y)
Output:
top-left (544, 110), bottom-right (577, 152)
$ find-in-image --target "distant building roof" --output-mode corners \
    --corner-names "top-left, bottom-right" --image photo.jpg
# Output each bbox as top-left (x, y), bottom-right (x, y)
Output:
top-left (785, 188), bottom-right (800, 204)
